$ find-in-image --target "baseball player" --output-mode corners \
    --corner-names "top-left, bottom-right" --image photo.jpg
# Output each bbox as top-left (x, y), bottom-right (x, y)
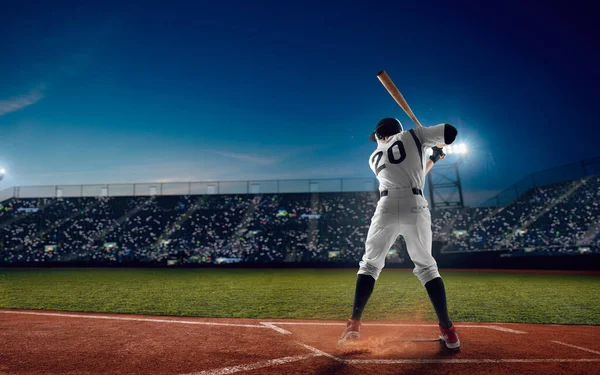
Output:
top-left (338, 118), bottom-right (460, 351)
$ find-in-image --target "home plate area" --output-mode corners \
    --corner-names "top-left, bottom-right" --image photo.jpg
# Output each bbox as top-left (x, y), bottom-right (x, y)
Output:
top-left (2, 310), bottom-right (600, 375)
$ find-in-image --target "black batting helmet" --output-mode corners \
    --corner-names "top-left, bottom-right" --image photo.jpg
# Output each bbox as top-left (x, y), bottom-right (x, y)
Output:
top-left (369, 118), bottom-right (403, 142)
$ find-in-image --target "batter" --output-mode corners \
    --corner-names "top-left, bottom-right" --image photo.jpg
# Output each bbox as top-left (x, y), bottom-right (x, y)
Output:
top-left (339, 118), bottom-right (460, 351)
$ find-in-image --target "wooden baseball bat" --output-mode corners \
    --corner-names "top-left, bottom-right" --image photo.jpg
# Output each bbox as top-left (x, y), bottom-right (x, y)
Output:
top-left (377, 70), bottom-right (423, 128)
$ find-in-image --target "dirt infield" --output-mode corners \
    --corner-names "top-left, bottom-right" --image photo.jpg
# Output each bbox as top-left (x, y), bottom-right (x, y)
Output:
top-left (2, 309), bottom-right (599, 375)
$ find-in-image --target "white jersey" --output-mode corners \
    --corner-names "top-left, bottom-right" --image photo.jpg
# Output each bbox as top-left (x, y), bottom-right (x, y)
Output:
top-left (368, 124), bottom-right (446, 191)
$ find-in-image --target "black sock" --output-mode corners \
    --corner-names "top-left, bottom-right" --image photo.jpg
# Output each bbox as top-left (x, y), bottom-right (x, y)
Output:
top-left (351, 274), bottom-right (376, 320)
top-left (425, 277), bottom-right (452, 329)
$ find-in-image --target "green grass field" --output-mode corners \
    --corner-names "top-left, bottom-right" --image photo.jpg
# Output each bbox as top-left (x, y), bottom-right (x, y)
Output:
top-left (1, 269), bottom-right (599, 325)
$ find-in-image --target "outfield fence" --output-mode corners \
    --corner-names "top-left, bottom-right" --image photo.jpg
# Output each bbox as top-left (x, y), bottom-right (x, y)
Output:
top-left (0, 178), bottom-right (378, 202)
top-left (2, 157), bottom-right (599, 206)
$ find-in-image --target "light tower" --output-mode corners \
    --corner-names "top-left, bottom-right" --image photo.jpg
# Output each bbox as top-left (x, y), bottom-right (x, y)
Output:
top-left (0, 168), bottom-right (5, 183)
top-left (426, 144), bottom-right (468, 210)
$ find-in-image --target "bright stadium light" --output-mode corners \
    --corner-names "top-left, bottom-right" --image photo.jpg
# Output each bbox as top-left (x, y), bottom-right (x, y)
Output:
top-left (444, 143), bottom-right (468, 155)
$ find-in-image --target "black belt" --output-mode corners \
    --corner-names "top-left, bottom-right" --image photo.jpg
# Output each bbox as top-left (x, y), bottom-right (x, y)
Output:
top-left (381, 188), bottom-right (423, 197)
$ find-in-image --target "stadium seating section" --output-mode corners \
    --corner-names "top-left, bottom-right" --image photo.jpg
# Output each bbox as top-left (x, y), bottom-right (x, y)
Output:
top-left (1, 175), bottom-right (599, 265)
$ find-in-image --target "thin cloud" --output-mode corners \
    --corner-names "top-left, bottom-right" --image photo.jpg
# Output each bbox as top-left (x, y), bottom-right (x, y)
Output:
top-left (210, 150), bottom-right (280, 165)
top-left (0, 85), bottom-right (46, 116)
top-left (13, 159), bottom-right (241, 187)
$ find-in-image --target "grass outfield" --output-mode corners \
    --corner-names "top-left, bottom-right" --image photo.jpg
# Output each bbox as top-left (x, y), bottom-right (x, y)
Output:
top-left (1, 269), bottom-right (599, 325)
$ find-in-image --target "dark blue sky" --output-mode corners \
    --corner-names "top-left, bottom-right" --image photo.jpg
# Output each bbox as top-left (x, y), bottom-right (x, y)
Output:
top-left (0, 0), bottom-right (597, 204)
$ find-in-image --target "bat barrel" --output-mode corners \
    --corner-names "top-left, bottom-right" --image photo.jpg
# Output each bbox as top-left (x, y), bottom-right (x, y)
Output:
top-left (376, 70), bottom-right (423, 128)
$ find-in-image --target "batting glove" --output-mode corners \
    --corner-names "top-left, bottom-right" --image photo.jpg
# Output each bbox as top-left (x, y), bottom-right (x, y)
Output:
top-left (430, 146), bottom-right (445, 163)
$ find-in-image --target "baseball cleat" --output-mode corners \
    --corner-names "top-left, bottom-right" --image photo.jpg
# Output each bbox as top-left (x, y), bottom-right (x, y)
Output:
top-left (338, 318), bottom-right (361, 345)
top-left (439, 323), bottom-right (460, 351)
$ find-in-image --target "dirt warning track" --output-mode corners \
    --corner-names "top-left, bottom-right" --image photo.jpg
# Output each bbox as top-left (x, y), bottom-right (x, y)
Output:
top-left (2, 309), bottom-right (599, 375)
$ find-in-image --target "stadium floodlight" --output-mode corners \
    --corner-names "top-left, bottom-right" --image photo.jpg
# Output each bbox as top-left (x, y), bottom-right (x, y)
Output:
top-left (0, 168), bottom-right (4, 182)
top-left (456, 143), bottom-right (468, 155)
top-left (444, 143), bottom-right (468, 155)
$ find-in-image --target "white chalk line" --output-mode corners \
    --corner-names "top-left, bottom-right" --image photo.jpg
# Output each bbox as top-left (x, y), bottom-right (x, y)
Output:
top-left (0, 310), bottom-right (268, 329)
top-left (1, 310), bottom-right (526, 333)
top-left (261, 321), bottom-right (527, 334)
top-left (179, 342), bottom-right (341, 375)
top-left (3, 310), bottom-right (598, 370)
top-left (551, 341), bottom-right (600, 355)
top-left (482, 326), bottom-right (527, 334)
top-left (297, 342), bottom-right (345, 363)
top-left (1, 311), bottom-right (527, 334)
top-left (345, 358), bottom-right (600, 364)
top-left (239, 340), bottom-right (600, 368)
top-left (294, 342), bottom-right (600, 366)
top-left (180, 353), bottom-right (319, 375)
top-left (260, 322), bottom-right (292, 335)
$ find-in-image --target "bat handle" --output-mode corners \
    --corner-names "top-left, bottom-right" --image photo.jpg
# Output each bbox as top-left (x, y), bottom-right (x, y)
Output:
top-left (411, 116), bottom-right (424, 128)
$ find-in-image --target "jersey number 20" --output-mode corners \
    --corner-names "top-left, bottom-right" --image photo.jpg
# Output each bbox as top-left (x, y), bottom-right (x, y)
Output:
top-left (371, 140), bottom-right (406, 176)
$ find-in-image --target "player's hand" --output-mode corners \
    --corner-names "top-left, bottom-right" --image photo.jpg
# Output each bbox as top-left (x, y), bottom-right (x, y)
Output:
top-left (430, 146), bottom-right (445, 163)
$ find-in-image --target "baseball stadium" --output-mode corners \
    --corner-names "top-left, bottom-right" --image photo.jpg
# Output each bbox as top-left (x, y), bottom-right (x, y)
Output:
top-left (1, 2), bottom-right (599, 375)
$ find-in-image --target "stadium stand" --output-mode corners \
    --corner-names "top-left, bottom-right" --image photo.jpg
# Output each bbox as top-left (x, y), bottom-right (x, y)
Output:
top-left (1, 172), bottom-right (599, 266)
top-left (442, 176), bottom-right (600, 254)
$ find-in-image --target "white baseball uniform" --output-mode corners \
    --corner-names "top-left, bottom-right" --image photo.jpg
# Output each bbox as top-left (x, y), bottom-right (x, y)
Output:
top-left (358, 124), bottom-right (446, 285)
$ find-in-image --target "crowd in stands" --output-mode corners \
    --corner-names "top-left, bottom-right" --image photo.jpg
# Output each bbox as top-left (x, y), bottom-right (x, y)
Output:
top-left (1, 175), bottom-right (599, 265)
top-left (0, 192), bottom-right (379, 265)
top-left (443, 176), bottom-right (600, 254)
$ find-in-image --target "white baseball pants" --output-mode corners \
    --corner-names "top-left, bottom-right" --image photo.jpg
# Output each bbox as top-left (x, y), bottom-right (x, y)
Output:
top-left (358, 189), bottom-right (440, 285)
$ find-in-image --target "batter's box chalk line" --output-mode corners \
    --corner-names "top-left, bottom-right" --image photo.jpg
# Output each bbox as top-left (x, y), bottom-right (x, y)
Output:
top-left (1, 310), bottom-right (527, 334)
top-left (179, 352), bottom-right (320, 375)
top-left (179, 342), bottom-right (330, 375)
top-left (551, 341), bottom-right (600, 355)
top-left (260, 322), bottom-right (292, 334)
top-left (180, 340), bottom-right (600, 375)
top-left (3, 311), bottom-right (599, 374)
top-left (259, 321), bottom-right (527, 334)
